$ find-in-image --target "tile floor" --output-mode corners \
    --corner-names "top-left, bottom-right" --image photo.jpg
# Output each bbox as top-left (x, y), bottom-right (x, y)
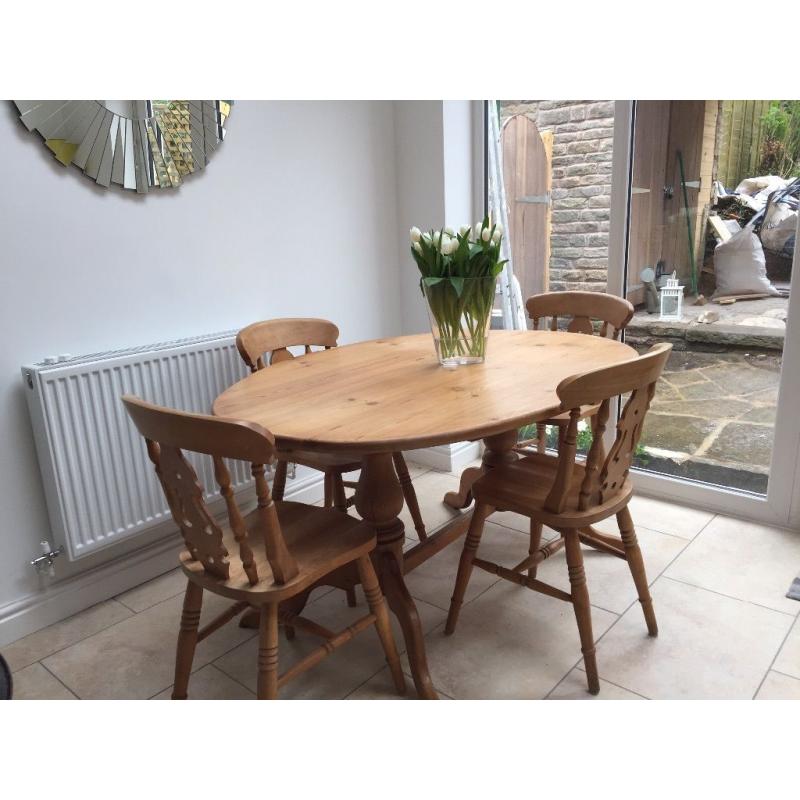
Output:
top-left (6, 461), bottom-right (800, 700)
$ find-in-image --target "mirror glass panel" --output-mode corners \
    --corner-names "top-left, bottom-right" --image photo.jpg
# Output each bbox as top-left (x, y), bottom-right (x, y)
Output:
top-left (13, 100), bottom-right (232, 192)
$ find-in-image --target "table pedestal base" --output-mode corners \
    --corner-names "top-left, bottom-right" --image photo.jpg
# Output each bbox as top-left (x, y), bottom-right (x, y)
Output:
top-left (356, 452), bottom-right (437, 699)
top-left (443, 429), bottom-right (520, 509)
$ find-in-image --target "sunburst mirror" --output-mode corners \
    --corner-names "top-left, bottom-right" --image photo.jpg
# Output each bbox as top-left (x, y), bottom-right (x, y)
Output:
top-left (13, 100), bottom-right (232, 193)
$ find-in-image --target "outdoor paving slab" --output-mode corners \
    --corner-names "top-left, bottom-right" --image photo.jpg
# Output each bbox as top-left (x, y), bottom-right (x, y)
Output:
top-left (650, 398), bottom-right (753, 419)
top-left (641, 414), bottom-right (716, 454)
top-left (746, 387), bottom-right (779, 405)
top-left (678, 380), bottom-right (727, 400)
top-left (705, 422), bottom-right (774, 468)
top-left (739, 406), bottom-right (778, 424)
top-left (699, 362), bottom-right (780, 395)
top-left (663, 370), bottom-right (708, 387)
top-left (652, 380), bottom-right (680, 401)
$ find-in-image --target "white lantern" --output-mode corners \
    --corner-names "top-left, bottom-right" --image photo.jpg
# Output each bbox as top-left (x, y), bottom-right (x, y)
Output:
top-left (659, 272), bottom-right (684, 321)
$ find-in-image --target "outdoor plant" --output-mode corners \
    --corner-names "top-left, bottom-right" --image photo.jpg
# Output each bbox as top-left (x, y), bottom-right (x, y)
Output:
top-left (759, 101), bottom-right (800, 178)
top-left (410, 217), bottom-right (506, 365)
top-left (518, 421), bottom-right (650, 464)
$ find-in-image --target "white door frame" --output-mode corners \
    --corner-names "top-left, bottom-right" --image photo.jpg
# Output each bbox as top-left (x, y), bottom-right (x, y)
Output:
top-left (608, 100), bottom-right (800, 530)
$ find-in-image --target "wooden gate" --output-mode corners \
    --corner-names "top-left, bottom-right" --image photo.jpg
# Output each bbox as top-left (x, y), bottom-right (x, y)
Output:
top-left (501, 115), bottom-right (552, 303)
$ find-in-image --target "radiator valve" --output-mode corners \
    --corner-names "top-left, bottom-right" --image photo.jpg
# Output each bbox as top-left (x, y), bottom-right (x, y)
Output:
top-left (31, 541), bottom-right (64, 577)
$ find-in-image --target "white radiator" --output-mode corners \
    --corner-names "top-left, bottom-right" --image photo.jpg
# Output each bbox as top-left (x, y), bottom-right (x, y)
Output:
top-left (22, 331), bottom-right (256, 561)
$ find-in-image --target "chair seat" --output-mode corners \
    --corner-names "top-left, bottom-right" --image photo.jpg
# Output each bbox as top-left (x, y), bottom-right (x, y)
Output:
top-left (181, 500), bottom-right (374, 602)
top-left (277, 449), bottom-right (361, 473)
top-left (473, 452), bottom-right (632, 529)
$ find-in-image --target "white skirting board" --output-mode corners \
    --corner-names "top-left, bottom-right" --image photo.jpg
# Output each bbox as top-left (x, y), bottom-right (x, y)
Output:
top-left (0, 470), bottom-right (325, 648)
top-left (407, 441), bottom-right (482, 472)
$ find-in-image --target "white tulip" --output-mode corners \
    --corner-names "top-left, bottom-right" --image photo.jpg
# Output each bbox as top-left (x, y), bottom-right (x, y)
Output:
top-left (494, 222), bottom-right (504, 237)
top-left (444, 226), bottom-right (455, 237)
top-left (441, 236), bottom-right (454, 255)
top-left (432, 231), bottom-right (442, 244)
top-left (413, 241), bottom-right (422, 253)
top-left (491, 229), bottom-right (502, 243)
top-left (422, 232), bottom-right (432, 243)
top-left (410, 226), bottom-right (421, 243)
top-left (459, 224), bottom-right (471, 237)
top-left (473, 222), bottom-right (484, 239)
top-left (481, 227), bottom-right (491, 242)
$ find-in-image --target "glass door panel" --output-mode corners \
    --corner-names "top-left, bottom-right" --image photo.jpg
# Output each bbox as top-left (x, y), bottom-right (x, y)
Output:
top-left (487, 100), bottom-right (616, 454)
top-left (626, 100), bottom-right (797, 498)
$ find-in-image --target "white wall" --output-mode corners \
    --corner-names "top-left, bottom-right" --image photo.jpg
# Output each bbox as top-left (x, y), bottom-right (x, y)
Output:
top-left (393, 101), bottom-right (445, 335)
top-left (393, 100), bottom-right (479, 335)
top-left (0, 101), bottom-right (403, 622)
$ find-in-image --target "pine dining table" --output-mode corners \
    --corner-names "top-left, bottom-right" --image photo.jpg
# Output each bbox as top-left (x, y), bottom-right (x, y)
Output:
top-left (213, 329), bottom-right (638, 698)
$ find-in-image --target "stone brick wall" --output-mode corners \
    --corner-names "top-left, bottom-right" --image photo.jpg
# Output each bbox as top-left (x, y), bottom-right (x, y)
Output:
top-left (499, 101), bottom-right (615, 292)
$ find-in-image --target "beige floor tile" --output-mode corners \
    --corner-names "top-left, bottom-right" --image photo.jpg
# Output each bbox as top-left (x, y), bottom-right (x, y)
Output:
top-left (773, 617), bottom-right (800, 680)
top-left (346, 666), bottom-right (411, 699)
top-left (404, 460), bottom-right (432, 480)
top-left (152, 664), bottom-right (255, 700)
top-left (346, 666), bottom-right (453, 699)
top-left (213, 588), bottom-right (445, 699)
top-left (421, 579), bottom-right (617, 699)
top-left (42, 592), bottom-right (255, 699)
top-left (401, 469), bottom-right (465, 541)
top-left (594, 577), bottom-right (793, 699)
top-left (547, 667), bottom-right (645, 700)
top-left (755, 670), bottom-right (800, 700)
top-left (665, 515), bottom-right (800, 614)
top-left (534, 527), bottom-right (688, 615)
top-left (11, 663), bottom-right (77, 700)
top-left (404, 521), bottom-right (529, 611)
top-left (488, 510), bottom-right (560, 541)
top-left (3, 600), bottom-right (133, 672)
top-left (115, 568), bottom-right (186, 613)
top-left (594, 495), bottom-right (713, 540)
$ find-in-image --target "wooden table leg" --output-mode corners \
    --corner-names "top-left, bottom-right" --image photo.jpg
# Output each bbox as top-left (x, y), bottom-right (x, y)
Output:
top-left (356, 452), bottom-right (438, 699)
top-left (443, 429), bottom-right (520, 509)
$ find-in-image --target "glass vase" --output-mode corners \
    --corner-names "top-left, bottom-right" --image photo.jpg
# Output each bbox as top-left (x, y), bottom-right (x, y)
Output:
top-left (422, 276), bottom-right (497, 367)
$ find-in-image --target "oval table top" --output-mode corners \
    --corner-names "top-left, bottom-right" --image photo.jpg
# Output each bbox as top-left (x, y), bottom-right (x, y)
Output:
top-left (213, 330), bottom-right (638, 454)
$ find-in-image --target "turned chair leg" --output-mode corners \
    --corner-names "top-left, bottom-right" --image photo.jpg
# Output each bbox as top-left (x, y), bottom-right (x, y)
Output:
top-left (345, 585), bottom-right (358, 607)
top-left (272, 459), bottom-right (288, 502)
top-left (257, 603), bottom-right (280, 700)
top-left (445, 503), bottom-right (491, 635)
top-left (564, 530), bottom-right (600, 695)
top-left (528, 520), bottom-right (544, 580)
top-left (536, 423), bottom-right (547, 454)
top-left (357, 555), bottom-right (406, 695)
top-left (617, 505), bottom-right (658, 636)
top-left (393, 451), bottom-right (427, 540)
top-left (173, 581), bottom-right (203, 699)
top-left (323, 472), bottom-right (334, 508)
top-left (332, 472), bottom-right (349, 513)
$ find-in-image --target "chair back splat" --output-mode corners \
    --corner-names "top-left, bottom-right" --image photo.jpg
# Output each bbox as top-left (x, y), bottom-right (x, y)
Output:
top-left (122, 395), bottom-right (299, 585)
top-left (236, 318), bottom-right (339, 371)
top-left (545, 342), bottom-right (672, 513)
top-left (526, 291), bottom-right (634, 339)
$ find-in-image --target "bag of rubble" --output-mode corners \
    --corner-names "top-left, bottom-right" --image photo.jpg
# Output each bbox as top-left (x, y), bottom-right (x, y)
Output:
top-left (760, 194), bottom-right (797, 257)
top-left (734, 175), bottom-right (790, 211)
top-left (712, 222), bottom-right (781, 300)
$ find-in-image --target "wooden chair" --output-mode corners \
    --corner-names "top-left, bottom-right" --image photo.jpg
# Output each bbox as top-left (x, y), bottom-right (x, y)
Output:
top-left (519, 291), bottom-right (635, 455)
top-left (236, 318), bottom-right (428, 546)
top-left (122, 395), bottom-right (405, 700)
top-left (444, 343), bottom-right (671, 695)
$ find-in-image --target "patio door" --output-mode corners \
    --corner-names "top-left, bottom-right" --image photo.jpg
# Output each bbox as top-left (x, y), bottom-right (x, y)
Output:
top-left (609, 100), bottom-right (800, 528)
